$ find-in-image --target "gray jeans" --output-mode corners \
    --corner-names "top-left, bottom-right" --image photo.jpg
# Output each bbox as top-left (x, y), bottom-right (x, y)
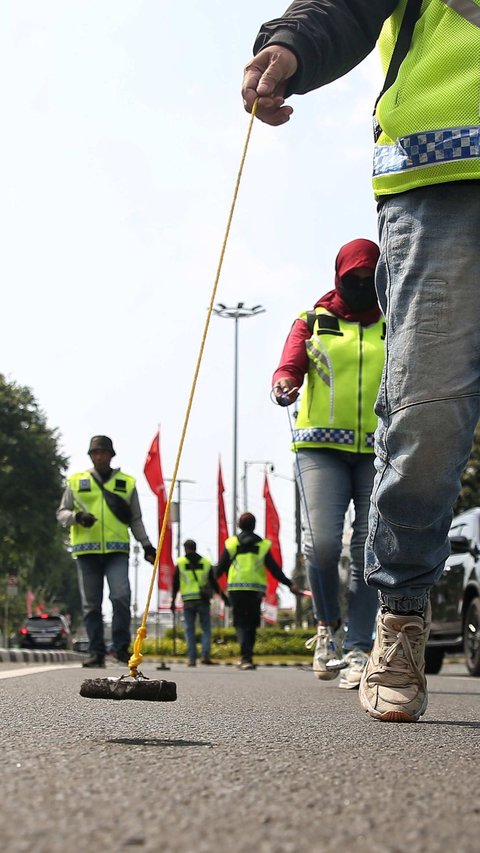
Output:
top-left (366, 183), bottom-right (480, 612)
top-left (77, 552), bottom-right (131, 655)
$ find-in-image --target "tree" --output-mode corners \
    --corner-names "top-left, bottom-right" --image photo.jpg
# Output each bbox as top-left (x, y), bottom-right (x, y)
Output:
top-left (0, 374), bottom-right (81, 634)
top-left (454, 422), bottom-right (480, 515)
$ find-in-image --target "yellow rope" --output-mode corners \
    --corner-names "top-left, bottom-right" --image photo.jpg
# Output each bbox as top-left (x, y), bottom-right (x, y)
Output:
top-left (128, 99), bottom-right (259, 677)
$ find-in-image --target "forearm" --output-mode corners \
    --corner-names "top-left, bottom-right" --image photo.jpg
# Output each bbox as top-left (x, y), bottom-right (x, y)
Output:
top-left (265, 552), bottom-right (292, 587)
top-left (56, 487), bottom-right (76, 528)
top-left (272, 319), bottom-right (309, 388)
top-left (254, 0), bottom-right (395, 95)
top-left (129, 489), bottom-right (153, 548)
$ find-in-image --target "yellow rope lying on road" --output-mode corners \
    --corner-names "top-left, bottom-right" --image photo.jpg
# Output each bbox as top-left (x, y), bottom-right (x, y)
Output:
top-left (128, 99), bottom-right (259, 678)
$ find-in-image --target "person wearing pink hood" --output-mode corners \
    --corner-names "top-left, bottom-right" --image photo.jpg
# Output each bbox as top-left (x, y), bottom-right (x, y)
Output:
top-left (273, 238), bottom-right (384, 688)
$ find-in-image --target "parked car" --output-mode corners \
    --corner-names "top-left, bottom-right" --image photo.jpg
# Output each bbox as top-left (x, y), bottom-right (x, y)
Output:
top-left (18, 614), bottom-right (72, 650)
top-left (426, 507), bottom-right (480, 675)
top-left (72, 635), bottom-right (89, 653)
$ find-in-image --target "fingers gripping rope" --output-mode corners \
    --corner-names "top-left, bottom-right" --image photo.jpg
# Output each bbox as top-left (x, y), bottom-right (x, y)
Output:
top-left (127, 100), bottom-right (260, 679)
top-left (271, 387), bottom-right (346, 670)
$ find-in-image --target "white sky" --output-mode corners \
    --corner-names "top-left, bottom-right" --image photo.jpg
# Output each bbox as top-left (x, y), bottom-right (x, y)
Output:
top-left (0, 1), bottom-right (383, 616)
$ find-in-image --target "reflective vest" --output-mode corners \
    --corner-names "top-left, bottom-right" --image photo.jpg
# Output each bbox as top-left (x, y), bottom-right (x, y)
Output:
top-left (293, 308), bottom-right (385, 453)
top-left (225, 536), bottom-right (271, 594)
top-left (177, 555), bottom-right (212, 602)
top-left (373, 0), bottom-right (480, 196)
top-left (68, 470), bottom-right (135, 556)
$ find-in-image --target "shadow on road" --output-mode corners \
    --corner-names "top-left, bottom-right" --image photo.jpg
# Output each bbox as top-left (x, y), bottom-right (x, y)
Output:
top-left (106, 737), bottom-right (213, 748)
top-left (421, 719), bottom-right (480, 728)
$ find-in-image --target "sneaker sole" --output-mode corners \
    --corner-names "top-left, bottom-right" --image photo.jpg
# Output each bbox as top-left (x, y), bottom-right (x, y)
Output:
top-left (359, 684), bottom-right (427, 722)
top-left (314, 669), bottom-right (339, 681)
top-left (338, 679), bottom-right (360, 690)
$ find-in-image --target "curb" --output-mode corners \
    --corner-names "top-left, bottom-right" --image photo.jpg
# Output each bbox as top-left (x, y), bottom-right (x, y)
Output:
top-left (0, 647), bottom-right (84, 664)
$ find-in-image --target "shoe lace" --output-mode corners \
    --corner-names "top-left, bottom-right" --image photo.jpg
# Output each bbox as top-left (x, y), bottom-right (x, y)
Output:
top-left (371, 619), bottom-right (426, 687)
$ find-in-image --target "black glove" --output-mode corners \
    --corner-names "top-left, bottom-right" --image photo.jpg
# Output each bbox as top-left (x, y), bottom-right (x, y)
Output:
top-left (75, 511), bottom-right (96, 528)
top-left (222, 593), bottom-right (231, 607)
top-left (170, 602), bottom-right (176, 613)
top-left (144, 544), bottom-right (157, 562)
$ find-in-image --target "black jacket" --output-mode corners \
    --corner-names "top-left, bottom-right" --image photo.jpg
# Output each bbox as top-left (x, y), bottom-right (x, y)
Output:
top-left (254, 0), bottom-right (398, 96)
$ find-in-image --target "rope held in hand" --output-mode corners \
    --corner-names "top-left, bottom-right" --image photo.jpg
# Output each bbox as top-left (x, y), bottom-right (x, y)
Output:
top-left (128, 99), bottom-right (259, 678)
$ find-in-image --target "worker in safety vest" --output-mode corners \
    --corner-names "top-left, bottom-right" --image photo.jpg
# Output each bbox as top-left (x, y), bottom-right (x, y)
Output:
top-left (242, 0), bottom-right (480, 722)
top-left (57, 435), bottom-right (156, 668)
top-left (216, 512), bottom-right (300, 669)
top-left (272, 238), bottom-right (383, 690)
top-left (171, 539), bottom-right (228, 666)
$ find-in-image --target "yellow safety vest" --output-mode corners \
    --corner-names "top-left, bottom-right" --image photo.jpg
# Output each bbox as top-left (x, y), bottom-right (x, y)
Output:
top-left (225, 536), bottom-right (271, 594)
top-left (293, 308), bottom-right (385, 453)
top-left (69, 470), bottom-right (135, 556)
top-left (373, 0), bottom-right (480, 196)
top-left (177, 555), bottom-right (212, 602)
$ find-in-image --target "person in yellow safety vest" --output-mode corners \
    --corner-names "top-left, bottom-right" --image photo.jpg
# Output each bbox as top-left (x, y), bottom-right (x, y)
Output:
top-left (56, 435), bottom-right (156, 668)
top-left (242, 0), bottom-right (480, 722)
top-left (215, 513), bottom-right (300, 669)
top-left (271, 238), bottom-right (384, 691)
top-left (171, 539), bottom-right (229, 667)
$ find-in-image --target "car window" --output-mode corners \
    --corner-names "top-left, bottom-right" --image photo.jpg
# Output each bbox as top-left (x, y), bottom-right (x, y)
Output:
top-left (27, 617), bottom-right (62, 629)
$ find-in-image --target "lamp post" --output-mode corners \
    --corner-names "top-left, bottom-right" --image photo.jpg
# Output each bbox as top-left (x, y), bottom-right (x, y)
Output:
top-left (165, 477), bottom-right (196, 558)
top-left (242, 460), bottom-right (275, 511)
top-left (213, 302), bottom-right (266, 529)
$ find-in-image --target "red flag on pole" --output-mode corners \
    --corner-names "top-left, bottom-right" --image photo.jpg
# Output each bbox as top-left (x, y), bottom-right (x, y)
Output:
top-left (263, 472), bottom-right (281, 623)
top-left (144, 430), bottom-right (175, 609)
top-left (217, 459), bottom-right (229, 591)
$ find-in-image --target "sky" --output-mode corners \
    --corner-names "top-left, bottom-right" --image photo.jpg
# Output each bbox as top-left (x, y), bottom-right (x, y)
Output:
top-left (0, 1), bottom-right (383, 617)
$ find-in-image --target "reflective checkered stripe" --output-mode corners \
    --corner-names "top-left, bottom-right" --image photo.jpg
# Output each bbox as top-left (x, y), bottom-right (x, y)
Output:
top-left (374, 0), bottom-right (480, 196)
top-left (72, 542), bottom-right (102, 553)
top-left (374, 127), bottom-right (480, 177)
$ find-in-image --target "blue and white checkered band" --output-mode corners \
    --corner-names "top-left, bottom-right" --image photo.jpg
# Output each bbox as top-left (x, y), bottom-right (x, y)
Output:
top-left (365, 433), bottom-right (375, 449)
top-left (72, 542), bottom-right (101, 553)
top-left (373, 127), bottom-right (480, 177)
top-left (293, 428), bottom-right (355, 446)
top-left (106, 541), bottom-right (130, 551)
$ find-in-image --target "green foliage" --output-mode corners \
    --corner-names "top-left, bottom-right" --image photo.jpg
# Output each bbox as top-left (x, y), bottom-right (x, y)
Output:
top-left (0, 374), bottom-right (81, 634)
top-left (141, 625), bottom-right (315, 659)
top-left (455, 421), bottom-right (480, 515)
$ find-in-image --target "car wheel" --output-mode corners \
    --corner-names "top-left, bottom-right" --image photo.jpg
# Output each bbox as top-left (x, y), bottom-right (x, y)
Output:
top-left (463, 597), bottom-right (480, 676)
top-left (425, 646), bottom-right (444, 674)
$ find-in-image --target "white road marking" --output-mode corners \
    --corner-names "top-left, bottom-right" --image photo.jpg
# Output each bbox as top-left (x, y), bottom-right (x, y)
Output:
top-left (0, 664), bottom-right (82, 679)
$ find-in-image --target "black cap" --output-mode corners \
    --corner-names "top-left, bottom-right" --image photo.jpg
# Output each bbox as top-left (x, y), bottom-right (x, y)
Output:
top-left (88, 435), bottom-right (115, 456)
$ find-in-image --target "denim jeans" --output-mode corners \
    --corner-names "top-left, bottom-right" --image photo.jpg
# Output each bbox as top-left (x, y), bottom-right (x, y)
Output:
top-left (182, 600), bottom-right (211, 662)
top-left (77, 552), bottom-right (131, 656)
top-left (366, 183), bottom-right (480, 613)
top-left (296, 448), bottom-right (378, 652)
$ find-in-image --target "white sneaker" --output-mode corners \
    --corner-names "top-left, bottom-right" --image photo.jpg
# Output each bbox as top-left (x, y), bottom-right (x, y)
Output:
top-left (359, 606), bottom-right (430, 722)
top-left (338, 650), bottom-right (369, 690)
top-left (305, 625), bottom-right (344, 681)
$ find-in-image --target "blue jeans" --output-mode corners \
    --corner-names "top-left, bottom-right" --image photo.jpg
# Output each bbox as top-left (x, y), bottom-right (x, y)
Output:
top-left (366, 183), bottom-right (480, 613)
top-left (182, 600), bottom-right (211, 662)
top-left (296, 448), bottom-right (378, 652)
top-left (77, 553), bottom-right (131, 656)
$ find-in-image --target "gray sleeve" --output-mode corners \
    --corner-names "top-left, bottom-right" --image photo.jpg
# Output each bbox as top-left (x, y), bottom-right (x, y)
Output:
top-left (129, 488), bottom-right (154, 549)
top-left (56, 486), bottom-right (77, 529)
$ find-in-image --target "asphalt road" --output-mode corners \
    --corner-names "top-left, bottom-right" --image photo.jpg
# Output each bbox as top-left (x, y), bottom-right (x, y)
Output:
top-left (1, 658), bottom-right (479, 853)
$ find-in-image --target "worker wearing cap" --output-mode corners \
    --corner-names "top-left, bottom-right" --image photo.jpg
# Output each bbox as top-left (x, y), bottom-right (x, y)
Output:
top-left (57, 435), bottom-right (157, 668)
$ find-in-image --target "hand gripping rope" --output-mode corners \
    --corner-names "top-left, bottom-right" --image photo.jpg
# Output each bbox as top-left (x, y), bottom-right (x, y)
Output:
top-left (271, 388), bottom-right (346, 671)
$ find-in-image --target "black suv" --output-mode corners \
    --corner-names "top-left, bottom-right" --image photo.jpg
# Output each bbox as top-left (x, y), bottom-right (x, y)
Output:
top-left (18, 614), bottom-right (72, 650)
top-left (426, 507), bottom-right (480, 675)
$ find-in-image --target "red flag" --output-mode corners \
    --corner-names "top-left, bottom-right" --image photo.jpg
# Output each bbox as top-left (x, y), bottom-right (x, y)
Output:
top-left (217, 460), bottom-right (229, 591)
top-left (263, 473), bottom-right (281, 623)
top-left (144, 430), bottom-right (175, 606)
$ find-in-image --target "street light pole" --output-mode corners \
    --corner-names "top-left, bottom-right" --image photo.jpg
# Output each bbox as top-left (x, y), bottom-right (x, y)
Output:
top-left (213, 302), bottom-right (266, 529)
top-left (165, 478), bottom-right (196, 559)
top-left (243, 460), bottom-right (275, 510)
